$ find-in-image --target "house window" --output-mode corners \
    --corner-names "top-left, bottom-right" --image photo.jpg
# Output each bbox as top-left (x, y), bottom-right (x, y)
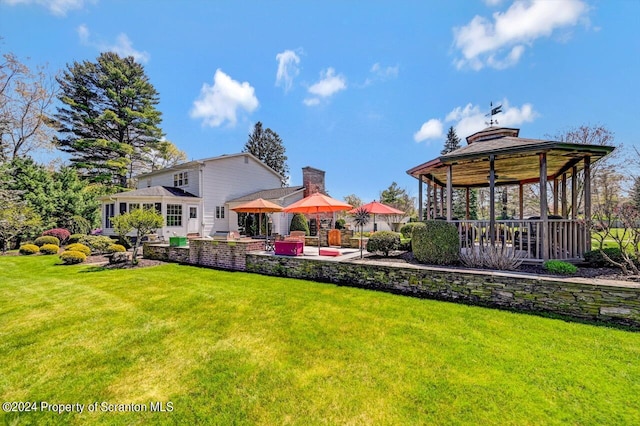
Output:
top-left (216, 206), bottom-right (225, 219)
top-left (129, 203), bottom-right (140, 211)
top-left (189, 207), bottom-right (197, 219)
top-left (143, 203), bottom-right (154, 211)
top-left (173, 171), bottom-right (188, 187)
top-left (166, 204), bottom-right (182, 226)
top-left (105, 203), bottom-right (115, 228)
top-left (119, 202), bottom-right (127, 215)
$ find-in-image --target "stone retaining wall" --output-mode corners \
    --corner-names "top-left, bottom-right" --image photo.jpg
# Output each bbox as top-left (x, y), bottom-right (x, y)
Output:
top-left (144, 239), bottom-right (264, 271)
top-left (245, 254), bottom-right (640, 328)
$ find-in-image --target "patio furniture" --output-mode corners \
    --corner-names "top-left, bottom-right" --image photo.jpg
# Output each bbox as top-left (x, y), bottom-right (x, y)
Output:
top-left (319, 247), bottom-right (340, 257)
top-left (274, 240), bottom-right (303, 256)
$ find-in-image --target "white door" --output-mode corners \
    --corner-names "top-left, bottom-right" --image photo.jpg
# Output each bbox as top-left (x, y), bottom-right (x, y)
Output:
top-left (187, 205), bottom-right (199, 234)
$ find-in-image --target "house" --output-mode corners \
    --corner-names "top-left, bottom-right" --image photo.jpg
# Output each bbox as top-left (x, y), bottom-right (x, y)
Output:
top-left (99, 153), bottom-right (324, 240)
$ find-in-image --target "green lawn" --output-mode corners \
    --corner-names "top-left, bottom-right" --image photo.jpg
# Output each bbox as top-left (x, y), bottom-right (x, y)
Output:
top-left (2, 255), bottom-right (640, 425)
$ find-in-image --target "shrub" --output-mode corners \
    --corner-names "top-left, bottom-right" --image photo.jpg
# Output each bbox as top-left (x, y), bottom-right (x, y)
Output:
top-left (39, 244), bottom-right (60, 255)
top-left (79, 235), bottom-right (114, 254)
top-left (19, 244), bottom-right (40, 255)
top-left (290, 213), bottom-right (310, 236)
top-left (34, 235), bottom-right (60, 247)
top-left (583, 248), bottom-right (625, 267)
top-left (543, 260), bottom-right (578, 275)
top-left (60, 250), bottom-right (87, 264)
top-left (66, 243), bottom-right (91, 256)
top-left (460, 244), bottom-right (524, 271)
top-left (42, 228), bottom-right (71, 244)
top-left (67, 234), bottom-right (85, 244)
top-left (366, 231), bottom-right (401, 256)
top-left (412, 220), bottom-right (459, 265)
top-left (335, 218), bottom-right (346, 230)
top-left (400, 222), bottom-right (426, 238)
top-left (106, 244), bottom-right (126, 253)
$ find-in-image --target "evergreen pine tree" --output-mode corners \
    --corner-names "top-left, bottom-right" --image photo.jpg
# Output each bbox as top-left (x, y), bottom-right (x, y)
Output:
top-left (243, 122), bottom-right (289, 186)
top-left (441, 126), bottom-right (461, 155)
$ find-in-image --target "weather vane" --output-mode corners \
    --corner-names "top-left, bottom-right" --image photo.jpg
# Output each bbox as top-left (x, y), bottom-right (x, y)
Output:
top-left (485, 101), bottom-right (502, 126)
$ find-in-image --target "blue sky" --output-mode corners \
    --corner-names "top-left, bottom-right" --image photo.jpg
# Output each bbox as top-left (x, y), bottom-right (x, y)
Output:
top-left (1, 0), bottom-right (638, 202)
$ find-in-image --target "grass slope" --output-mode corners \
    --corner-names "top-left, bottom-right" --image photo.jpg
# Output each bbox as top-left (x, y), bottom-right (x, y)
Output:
top-left (1, 255), bottom-right (640, 425)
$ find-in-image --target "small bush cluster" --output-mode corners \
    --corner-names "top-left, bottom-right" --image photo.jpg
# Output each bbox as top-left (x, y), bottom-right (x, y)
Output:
top-left (66, 243), bottom-right (91, 256)
top-left (79, 235), bottom-right (114, 254)
top-left (39, 244), bottom-right (60, 255)
top-left (290, 214), bottom-right (310, 236)
top-left (543, 260), bottom-right (578, 275)
top-left (400, 222), bottom-right (426, 238)
top-left (366, 231), bottom-right (401, 257)
top-left (19, 244), bottom-right (40, 255)
top-left (460, 245), bottom-right (524, 270)
top-left (34, 236), bottom-right (60, 247)
top-left (583, 248), bottom-right (625, 267)
top-left (412, 220), bottom-right (459, 265)
top-left (42, 228), bottom-right (71, 244)
top-left (60, 250), bottom-right (87, 264)
top-left (67, 234), bottom-right (85, 244)
top-left (106, 244), bottom-right (126, 253)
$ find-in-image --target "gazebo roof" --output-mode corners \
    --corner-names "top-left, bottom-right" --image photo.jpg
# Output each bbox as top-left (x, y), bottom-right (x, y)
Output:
top-left (407, 127), bottom-right (614, 188)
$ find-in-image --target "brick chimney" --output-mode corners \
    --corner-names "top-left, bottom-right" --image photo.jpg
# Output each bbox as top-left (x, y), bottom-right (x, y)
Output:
top-left (302, 166), bottom-right (326, 197)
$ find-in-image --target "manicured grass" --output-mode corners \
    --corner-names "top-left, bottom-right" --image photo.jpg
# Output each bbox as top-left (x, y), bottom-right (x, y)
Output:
top-left (2, 255), bottom-right (640, 425)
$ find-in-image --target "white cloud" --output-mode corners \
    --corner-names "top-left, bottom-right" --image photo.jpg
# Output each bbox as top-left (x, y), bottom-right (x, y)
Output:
top-left (362, 62), bottom-right (400, 86)
top-left (413, 119), bottom-right (444, 143)
top-left (303, 98), bottom-right (320, 107)
top-left (484, 0), bottom-right (503, 6)
top-left (2, 0), bottom-right (90, 16)
top-left (308, 68), bottom-right (346, 97)
top-left (275, 49), bottom-right (301, 92)
top-left (190, 69), bottom-right (259, 128)
top-left (415, 99), bottom-right (538, 142)
top-left (77, 24), bottom-right (150, 64)
top-left (453, 0), bottom-right (588, 70)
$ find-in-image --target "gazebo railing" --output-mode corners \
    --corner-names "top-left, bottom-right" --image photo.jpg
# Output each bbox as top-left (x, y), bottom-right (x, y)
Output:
top-left (451, 219), bottom-right (589, 261)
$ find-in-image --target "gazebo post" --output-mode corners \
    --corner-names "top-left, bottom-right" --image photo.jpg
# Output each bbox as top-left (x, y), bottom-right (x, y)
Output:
top-left (418, 175), bottom-right (423, 222)
top-left (584, 156), bottom-right (592, 252)
top-left (446, 165), bottom-right (453, 221)
top-left (571, 166), bottom-right (578, 220)
top-left (561, 173), bottom-right (568, 218)
top-left (553, 179), bottom-right (559, 216)
top-left (540, 153), bottom-right (549, 260)
top-left (518, 183), bottom-right (524, 220)
top-left (440, 186), bottom-right (444, 218)
top-left (489, 155), bottom-right (496, 245)
top-left (426, 180), bottom-right (432, 219)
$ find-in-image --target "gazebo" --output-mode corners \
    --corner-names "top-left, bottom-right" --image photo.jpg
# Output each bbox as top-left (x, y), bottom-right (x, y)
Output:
top-left (406, 127), bottom-right (615, 261)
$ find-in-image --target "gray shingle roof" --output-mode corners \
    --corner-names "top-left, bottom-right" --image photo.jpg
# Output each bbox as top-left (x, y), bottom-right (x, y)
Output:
top-left (228, 186), bottom-right (305, 203)
top-left (102, 186), bottom-right (199, 199)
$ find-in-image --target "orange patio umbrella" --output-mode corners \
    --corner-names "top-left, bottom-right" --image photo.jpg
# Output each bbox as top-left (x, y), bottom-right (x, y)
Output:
top-left (231, 198), bottom-right (283, 235)
top-left (348, 200), bottom-right (404, 231)
top-left (283, 192), bottom-right (352, 249)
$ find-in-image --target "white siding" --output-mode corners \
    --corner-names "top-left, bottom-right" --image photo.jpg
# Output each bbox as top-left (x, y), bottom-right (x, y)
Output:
top-left (142, 167), bottom-right (200, 197)
top-left (201, 155), bottom-right (282, 235)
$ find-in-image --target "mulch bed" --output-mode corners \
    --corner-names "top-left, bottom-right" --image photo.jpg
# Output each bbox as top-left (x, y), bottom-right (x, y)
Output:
top-left (361, 251), bottom-right (639, 282)
top-left (85, 254), bottom-right (166, 269)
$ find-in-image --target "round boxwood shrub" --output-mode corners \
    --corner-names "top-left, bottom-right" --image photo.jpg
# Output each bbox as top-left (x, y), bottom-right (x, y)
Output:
top-left (290, 213), bottom-right (310, 236)
top-left (67, 234), bottom-right (85, 244)
top-left (66, 243), bottom-right (91, 256)
top-left (34, 235), bottom-right (60, 247)
top-left (583, 247), bottom-right (625, 267)
top-left (106, 244), bottom-right (126, 253)
top-left (40, 244), bottom-right (60, 255)
top-left (366, 231), bottom-right (401, 256)
top-left (42, 228), bottom-right (71, 244)
top-left (400, 222), bottom-right (426, 238)
top-left (60, 250), bottom-right (87, 264)
top-left (543, 260), bottom-right (578, 275)
top-left (79, 235), bottom-right (115, 254)
top-left (19, 244), bottom-right (40, 255)
top-left (412, 220), bottom-right (459, 265)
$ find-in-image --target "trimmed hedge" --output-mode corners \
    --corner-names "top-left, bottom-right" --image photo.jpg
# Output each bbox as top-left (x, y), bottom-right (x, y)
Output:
top-left (40, 244), bottom-right (60, 255)
top-left (544, 260), bottom-right (578, 275)
top-left (366, 231), bottom-right (401, 257)
top-left (290, 213), bottom-right (310, 236)
top-left (412, 220), bottom-right (459, 265)
top-left (67, 234), bottom-right (85, 244)
top-left (66, 243), bottom-right (91, 256)
top-left (42, 228), bottom-right (71, 244)
top-left (79, 235), bottom-right (115, 254)
top-left (34, 236), bottom-right (60, 247)
top-left (583, 247), bottom-right (626, 267)
top-left (19, 244), bottom-right (40, 255)
top-left (106, 244), bottom-right (126, 253)
top-left (60, 250), bottom-right (87, 264)
top-left (400, 222), bottom-right (426, 238)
